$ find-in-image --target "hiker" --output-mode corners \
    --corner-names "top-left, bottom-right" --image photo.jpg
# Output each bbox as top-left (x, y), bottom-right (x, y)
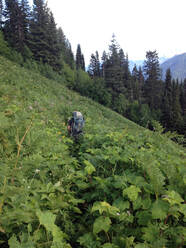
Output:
top-left (67, 111), bottom-right (85, 139)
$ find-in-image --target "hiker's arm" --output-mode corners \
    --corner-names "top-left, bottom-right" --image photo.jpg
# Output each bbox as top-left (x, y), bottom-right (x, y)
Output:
top-left (67, 118), bottom-right (73, 132)
top-left (67, 125), bottom-right (71, 131)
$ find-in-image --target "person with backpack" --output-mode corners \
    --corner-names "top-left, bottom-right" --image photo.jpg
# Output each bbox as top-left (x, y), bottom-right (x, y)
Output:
top-left (67, 111), bottom-right (85, 140)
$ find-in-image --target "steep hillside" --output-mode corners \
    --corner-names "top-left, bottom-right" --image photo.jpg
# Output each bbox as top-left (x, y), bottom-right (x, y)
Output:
top-left (161, 53), bottom-right (186, 81)
top-left (0, 56), bottom-right (185, 248)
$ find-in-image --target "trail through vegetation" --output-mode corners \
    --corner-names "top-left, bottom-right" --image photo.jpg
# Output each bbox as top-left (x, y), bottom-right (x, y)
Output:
top-left (0, 56), bottom-right (185, 248)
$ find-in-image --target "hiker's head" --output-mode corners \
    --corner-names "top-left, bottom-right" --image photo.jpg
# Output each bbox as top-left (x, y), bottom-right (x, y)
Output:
top-left (73, 111), bottom-right (82, 118)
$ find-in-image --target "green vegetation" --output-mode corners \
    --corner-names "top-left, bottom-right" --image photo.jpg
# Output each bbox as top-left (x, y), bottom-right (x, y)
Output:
top-left (1, 0), bottom-right (186, 138)
top-left (0, 56), bottom-right (185, 248)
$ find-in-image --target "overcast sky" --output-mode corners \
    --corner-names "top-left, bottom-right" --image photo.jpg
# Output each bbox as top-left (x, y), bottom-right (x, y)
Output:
top-left (46, 0), bottom-right (186, 64)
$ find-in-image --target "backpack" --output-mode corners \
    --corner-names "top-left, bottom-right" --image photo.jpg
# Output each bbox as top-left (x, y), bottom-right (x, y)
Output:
top-left (71, 111), bottom-right (84, 136)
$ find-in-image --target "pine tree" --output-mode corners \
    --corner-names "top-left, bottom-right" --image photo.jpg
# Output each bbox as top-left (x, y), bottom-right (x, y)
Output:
top-left (131, 65), bottom-right (141, 101)
top-left (132, 65), bottom-right (138, 81)
top-left (29, 0), bottom-right (49, 63)
top-left (171, 80), bottom-right (183, 131)
top-left (47, 11), bottom-right (61, 70)
top-left (161, 69), bottom-right (173, 129)
top-left (20, 0), bottom-right (30, 43)
top-left (57, 28), bottom-right (74, 69)
top-left (101, 50), bottom-right (107, 78)
top-left (76, 44), bottom-right (85, 70)
top-left (143, 50), bottom-right (162, 109)
top-left (64, 39), bottom-right (74, 69)
top-left (104, 35), bottom-right (127, 94)
top-left (180, 79), bottom-right (186, 116)
top-left (29, 0), bottom-right (61, 70)
top-left (3, 0), bottom-right (22, 48)
top-left (88, 51), bottom-right (100, 77)
top-left (81, 54), bottom-right (85, 71)
top-left (3, 0), bottom-right (30, 56)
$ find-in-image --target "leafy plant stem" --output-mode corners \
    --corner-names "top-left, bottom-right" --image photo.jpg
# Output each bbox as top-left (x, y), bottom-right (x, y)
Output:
top-left (14, 118), bottom-right (33, 170)
top-left (105, 230), bottom-right (111, 243)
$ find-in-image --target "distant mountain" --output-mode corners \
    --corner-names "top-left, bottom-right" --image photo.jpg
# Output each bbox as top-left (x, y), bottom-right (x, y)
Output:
top-left (129, 60), bottom-right (144, 71)
top-left (129, 57), bottom-right (168, 72)
top-left (160, 53), bottom-right (186, 81)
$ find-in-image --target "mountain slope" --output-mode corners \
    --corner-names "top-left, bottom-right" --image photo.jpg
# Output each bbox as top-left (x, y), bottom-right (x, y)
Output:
top-left (0, 56), bottom-right (185, 248)
top-left (161, 53), bottom-right (186, 81)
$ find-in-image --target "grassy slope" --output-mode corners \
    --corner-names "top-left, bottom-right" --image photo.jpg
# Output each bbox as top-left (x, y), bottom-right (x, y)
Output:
top-left (0, 56), bottom-right (185, 248)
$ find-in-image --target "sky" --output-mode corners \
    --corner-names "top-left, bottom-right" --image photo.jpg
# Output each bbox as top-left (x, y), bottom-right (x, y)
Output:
top-left (44, 0), bottom-right (186, 64)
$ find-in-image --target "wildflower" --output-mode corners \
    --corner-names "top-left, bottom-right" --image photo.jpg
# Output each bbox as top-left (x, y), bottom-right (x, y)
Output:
top-left (35, 169), bottom-right (40, 174)
top-left (28, 186), bottom-right (30, 189)
top-left (54, 181), bottom-right (61, 187)
top-left (127, 211), bottom-right (131, 216)
top-left (29, 105), bottom-right (33, 110)
top-left (117, 213), bottom-right (120, 216)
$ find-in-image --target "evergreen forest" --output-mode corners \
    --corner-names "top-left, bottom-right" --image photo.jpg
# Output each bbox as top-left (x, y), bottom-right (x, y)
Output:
top-left (0, 0), bottom-right (185, 139)
top-left (0, 1), bottom-right (186, 247)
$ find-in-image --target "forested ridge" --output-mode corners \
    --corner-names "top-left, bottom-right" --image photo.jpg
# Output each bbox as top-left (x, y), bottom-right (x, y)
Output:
top-left (0, 1), bottom-right (186, 247)
top-left (0, 0), bottom-right (185, 140)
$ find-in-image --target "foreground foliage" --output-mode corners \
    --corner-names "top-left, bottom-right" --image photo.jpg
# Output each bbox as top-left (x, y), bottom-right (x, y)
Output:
top-left (0, 56), bottom-right (185, 247)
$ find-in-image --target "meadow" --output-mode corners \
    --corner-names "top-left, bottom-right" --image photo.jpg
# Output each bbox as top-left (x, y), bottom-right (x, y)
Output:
top-left (0, 56), bottom-right (185, 248)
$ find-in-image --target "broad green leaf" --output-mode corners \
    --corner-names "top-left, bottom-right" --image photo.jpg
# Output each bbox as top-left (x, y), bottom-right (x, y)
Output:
top-left (142, 197), bottom-right (151, 209)
top-left (36, 210), bottom-right (69, 246)
top-left (136, 211), bottom-right (152, 225)
top-left (126, 236), bottom-right (135, 248)
top-left (151, 199), bottom-right (169, 220)
top-left (92, 201), bottom-right (119, 215)
top-left (123, 185), bottom-right (141, 202)
top-left (84, 160), bottom-right (96, 175)
top-left (78, 233), bottom-right (100, 247)
top-left (113, 198), bottom-right (130, 211)
top-left (135, 244), bottom-right (149, 248)
top-left (142, 223), bottom-right (160, 242)
top-left (179, 204), bottom-right (186, 217)
top-left (163, 191), bottom-right (184, 206)
top-left (133, 196), bottom-right (142, 210)
top-left (102, 243), bottom-right (119, 248)
top-left (93, 216), bottom-right (111, 234)
top-left (8, 236), bottom-right (20, 248)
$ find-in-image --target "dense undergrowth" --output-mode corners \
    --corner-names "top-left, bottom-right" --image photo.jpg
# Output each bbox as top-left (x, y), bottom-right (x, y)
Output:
top-left (0, 56), bottom-right (186, 248)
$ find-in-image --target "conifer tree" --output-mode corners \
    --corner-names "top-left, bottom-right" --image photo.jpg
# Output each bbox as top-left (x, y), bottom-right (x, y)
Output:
top-left (161, 68), bottom-right (173, 129)
top-left (101, 50), bottom-right (107, 78)
top-left (180, 79), bottom-right (186, 116)
top-left (76, 44), bottom-right (85, 70)
top-left (29, 0), bottom-right (49, 63)
top-left (143, 50), bottom-right (162, 109)
top-left (137, 66), bottom-right (144, 84)
top-left (171, 80), bottom-right (183, 131)
top-left (57, 27), bottom-right (74, 69)
top-left (47, 11), bottom-right (61, 70)
top-left (88, 51), bottom-right (100, 77)
top-left (20, 0), bottom-right (30, 42)
top-left (3, 0), bottom-right (30, 56)
top-left (29, 0), bottom-right (61, 70)
top-left (64, 39), bottom-right (74, 69)
top-left (3, 0), bottom-right (21, 47)
top-left (131, 65), bottom-right (141, 101)
top-left (81, 54), bottom-right (85, 71)
top-left (104, 35), bottom-right (127, 94)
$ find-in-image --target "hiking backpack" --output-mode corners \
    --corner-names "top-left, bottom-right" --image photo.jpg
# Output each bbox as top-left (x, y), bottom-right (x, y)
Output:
top-left (71, 111), bottom-right (84, 136)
